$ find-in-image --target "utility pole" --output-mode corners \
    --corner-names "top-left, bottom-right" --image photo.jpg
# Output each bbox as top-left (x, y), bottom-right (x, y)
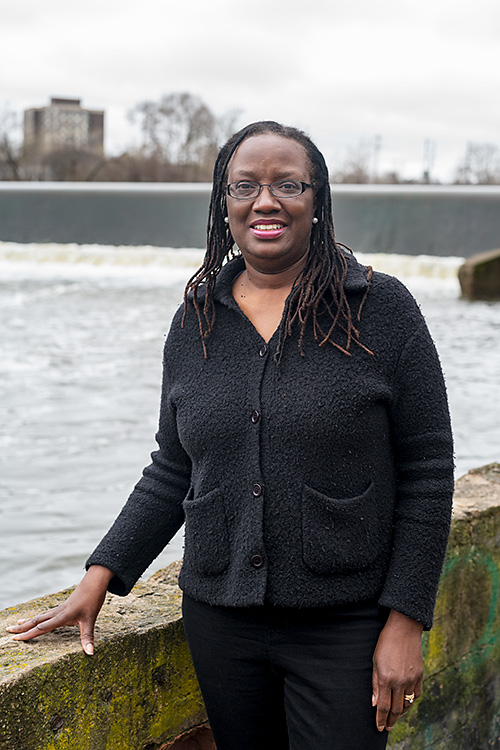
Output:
top-left (423, 139), bottom-right (436, 183)
top-left (372, 134), bottom-right (382, 182)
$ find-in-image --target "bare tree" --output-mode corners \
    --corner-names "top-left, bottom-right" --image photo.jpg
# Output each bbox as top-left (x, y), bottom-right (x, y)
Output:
top-left (39, 147), bottom-right (105, 181)
top-left (0, 105), bottom-right (22, 180)
top-left (128, 92), bottom-right (240, 180)
top-left (215, 108), bottom-right (243, 149)
top-left (454, 142), bottom-right (500, 185)
top-left (130, 92), bottom-right (213, 163)
top-left (332, 140), bottom-right (372, 183)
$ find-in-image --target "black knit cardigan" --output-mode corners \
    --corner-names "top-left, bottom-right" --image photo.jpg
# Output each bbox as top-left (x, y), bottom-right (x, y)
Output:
top-left (87, 253), bottom-right (454, 629)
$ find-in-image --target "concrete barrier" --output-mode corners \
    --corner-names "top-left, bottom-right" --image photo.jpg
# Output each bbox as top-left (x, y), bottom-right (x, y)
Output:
top-left (389, 463), bottom-right (500, 749)
top-left (2, 464), bottom-right (500, 749)
top-left (458, 248), bottom-right (500, 300)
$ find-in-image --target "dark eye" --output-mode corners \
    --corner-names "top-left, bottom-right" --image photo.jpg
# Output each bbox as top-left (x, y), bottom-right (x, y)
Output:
top-left (234, 181), bottom-right (258, 196)
top-left (273, 180), bottom-right (302, 196)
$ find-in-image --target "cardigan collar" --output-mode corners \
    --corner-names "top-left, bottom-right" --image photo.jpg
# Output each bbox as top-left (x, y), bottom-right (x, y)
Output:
top-left (212, 250), bottom-right (370, 308)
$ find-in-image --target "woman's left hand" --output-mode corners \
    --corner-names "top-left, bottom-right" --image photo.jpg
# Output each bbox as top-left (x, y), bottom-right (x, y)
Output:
top-left (372, 608), bottom-right (424, 732)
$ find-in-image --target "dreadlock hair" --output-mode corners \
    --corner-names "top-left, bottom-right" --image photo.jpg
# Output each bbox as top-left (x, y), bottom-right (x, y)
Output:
top-left (182, 120), bottom-right (373, 362)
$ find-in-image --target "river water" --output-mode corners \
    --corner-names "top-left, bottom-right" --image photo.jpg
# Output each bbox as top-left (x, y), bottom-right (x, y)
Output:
top-left (1, 242), bottom-right (499, 610)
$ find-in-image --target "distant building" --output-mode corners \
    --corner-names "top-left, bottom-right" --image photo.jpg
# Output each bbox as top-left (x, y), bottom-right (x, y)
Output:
top-left (24, 97), bottom-right (104, 157)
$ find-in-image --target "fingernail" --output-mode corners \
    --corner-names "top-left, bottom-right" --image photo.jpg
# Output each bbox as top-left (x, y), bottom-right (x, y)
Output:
top-left (17, 619), bottom-right (28, 624)
top-left (372, 694), bottom-right (376, 706)
top-left (85, 643), bottom-right (94, 656)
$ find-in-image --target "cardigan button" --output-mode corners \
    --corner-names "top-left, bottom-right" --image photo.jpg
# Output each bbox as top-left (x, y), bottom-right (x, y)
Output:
top-left (250, 554), bottom-right (265, 569)
top-left (252, 483), bottom-right (263, 497)
top-left (251, 410), bottom-right (260, 424)
top-left (259, 344), bottom-right (268, 357)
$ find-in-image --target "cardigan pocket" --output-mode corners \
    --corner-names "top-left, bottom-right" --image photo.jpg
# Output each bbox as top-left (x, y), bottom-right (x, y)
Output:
top-left (302, 481), bottom-right (381, 575)
top-left (183, 487), bottom-right (230, 575)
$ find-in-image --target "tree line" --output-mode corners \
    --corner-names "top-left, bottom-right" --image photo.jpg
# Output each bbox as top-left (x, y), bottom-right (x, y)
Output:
top-left (328, 138), bottom-right (500, 185)
top-left (1, 93), bottom-right (499, 184)
top-left (0, 93), bottom-right (240, 182)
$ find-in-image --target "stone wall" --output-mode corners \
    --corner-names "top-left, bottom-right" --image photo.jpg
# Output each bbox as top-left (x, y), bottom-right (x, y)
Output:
top-left (2, 464), bottom-right (500, 749)
top-left (388, 463), bottom-right (500, 748)
top-left (0, 564), bottom-right (209, 750)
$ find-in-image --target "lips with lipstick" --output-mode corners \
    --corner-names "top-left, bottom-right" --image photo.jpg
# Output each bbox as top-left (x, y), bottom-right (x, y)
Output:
top-left (250, 219), bottom-right (287, 239)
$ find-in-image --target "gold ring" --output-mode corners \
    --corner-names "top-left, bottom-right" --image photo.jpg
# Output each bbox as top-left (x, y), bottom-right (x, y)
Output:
top-left (404, 693), bottom-right (415, 704)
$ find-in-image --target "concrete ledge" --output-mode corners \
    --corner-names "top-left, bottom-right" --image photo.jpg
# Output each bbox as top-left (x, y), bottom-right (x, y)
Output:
top-left (0, 562), bottom-right (208, 750)
top-left (389, 463), bottom-right (500, 748)
top-left (2, 464), bottom-right (500, 749)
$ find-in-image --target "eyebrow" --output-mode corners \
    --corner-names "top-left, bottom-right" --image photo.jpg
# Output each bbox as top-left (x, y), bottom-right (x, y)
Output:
top-left (231, 169), bottom-right (304, 179)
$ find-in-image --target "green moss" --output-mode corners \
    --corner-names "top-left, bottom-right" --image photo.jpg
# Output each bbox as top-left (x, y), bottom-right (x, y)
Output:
top-left (0, 621), bottom-right (206, 750)
top-left (387, 490), bottom-right (500, 747)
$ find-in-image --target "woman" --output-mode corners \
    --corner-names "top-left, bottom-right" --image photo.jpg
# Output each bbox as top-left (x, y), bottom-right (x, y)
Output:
top-left (8, 122), bottom-right (454, 750)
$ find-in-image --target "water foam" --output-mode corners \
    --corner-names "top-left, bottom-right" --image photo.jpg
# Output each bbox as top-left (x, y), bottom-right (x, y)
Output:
top-left (0, 241), bottom-right (205, 285)
top-left (0, 241), bottom-right (464, 299)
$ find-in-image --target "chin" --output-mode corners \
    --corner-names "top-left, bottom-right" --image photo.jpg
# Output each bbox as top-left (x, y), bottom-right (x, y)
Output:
top-left (242, 244), bottom-right (308, 271)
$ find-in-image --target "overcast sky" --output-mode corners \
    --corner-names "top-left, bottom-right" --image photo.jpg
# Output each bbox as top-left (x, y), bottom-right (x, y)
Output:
top-left (2, 0), bottom-right (499, 181)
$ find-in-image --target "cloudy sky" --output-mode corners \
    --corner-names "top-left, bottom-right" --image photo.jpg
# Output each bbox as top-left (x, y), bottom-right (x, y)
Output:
top-left (1, 0), bottom-right (499, 181)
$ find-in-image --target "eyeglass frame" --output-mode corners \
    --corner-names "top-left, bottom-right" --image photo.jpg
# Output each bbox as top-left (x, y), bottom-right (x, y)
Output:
top-left (226, 180), bottom-right (312, 200)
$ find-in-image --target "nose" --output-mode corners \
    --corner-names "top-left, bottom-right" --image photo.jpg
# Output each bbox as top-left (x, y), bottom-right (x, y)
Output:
top-left (252, 184), bottom-right (281, 211)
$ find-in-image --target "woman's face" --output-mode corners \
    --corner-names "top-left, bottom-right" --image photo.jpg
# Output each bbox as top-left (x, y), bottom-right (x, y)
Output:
top-left (226, 134), bottom-right (316, 274)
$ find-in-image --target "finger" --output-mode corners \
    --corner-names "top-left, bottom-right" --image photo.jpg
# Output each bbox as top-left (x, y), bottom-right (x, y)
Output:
top-left (79, 618), bottom-right (96, 656)
top-left (375, 688), bottom-right (392, 732)
top-left (10, 610), bottom-right (74, 642)
top-left (375, 702), bottom-right (390, 732)
top-left (11, 623), bottom-right (51, 642)
top-left (415, 675), bottom-right (423, 699)
top-left (371, 674), bottom-right (379, 707)
top-left (401, 694), bottom-right (413, 714)
top-left (386, 690), bottom-right (405, 729)
top-left (402, 686), bottom-right (419, 713)
top-left (7, 608), bottom-right (59, 634)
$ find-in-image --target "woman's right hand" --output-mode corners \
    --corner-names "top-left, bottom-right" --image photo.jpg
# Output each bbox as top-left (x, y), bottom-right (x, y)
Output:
top-left (6, 564), bottom-right (114, 656)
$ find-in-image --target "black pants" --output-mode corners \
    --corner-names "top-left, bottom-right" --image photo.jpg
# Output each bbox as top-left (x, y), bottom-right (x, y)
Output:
top-left (182, 594), bottom-right (389, 750)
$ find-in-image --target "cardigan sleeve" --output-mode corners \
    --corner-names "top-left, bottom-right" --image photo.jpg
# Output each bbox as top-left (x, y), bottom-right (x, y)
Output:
top-left (378, 316), bottom-right (454, 629)
top-left (85, 320), bottom-right (192, 595)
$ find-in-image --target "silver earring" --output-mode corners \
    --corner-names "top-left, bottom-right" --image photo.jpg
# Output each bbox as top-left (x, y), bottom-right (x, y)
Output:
top-left (312, 217), bottom-right (318, 224)
top-left (224, 217), bottom-right (229, 224)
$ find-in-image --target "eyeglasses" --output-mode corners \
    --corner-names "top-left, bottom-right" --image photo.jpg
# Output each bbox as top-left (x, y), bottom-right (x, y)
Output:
top-left (227, 180), bottom-right (312, 200)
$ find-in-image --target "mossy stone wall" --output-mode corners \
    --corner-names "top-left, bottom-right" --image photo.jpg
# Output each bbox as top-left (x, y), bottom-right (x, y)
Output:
top-left (0, 564), bottom-right (207, 749)
top-left (388, 463), bottom-right (500, 748)
top-left (2, 465), bottom-right (500, 749)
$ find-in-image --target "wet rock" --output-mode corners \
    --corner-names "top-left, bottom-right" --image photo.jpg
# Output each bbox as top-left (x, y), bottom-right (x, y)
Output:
top-left (458, 248), bottom-right (500, 300)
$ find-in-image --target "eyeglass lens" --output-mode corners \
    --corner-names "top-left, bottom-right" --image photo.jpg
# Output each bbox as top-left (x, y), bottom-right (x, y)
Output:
top-left (228, 180), bottom-right (307, 199)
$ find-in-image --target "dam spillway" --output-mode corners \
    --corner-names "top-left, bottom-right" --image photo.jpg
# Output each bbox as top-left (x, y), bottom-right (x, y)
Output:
top-left (1, 182), bottom-right (500, 257)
